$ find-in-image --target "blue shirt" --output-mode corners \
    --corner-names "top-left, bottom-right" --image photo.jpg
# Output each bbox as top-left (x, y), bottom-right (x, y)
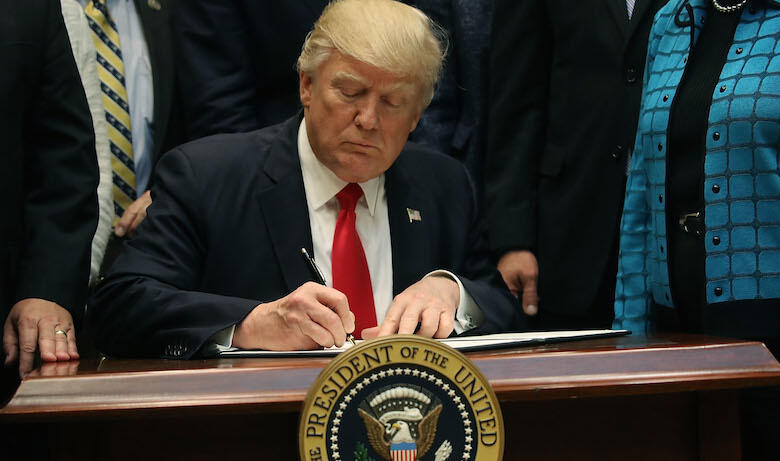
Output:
top-left (81, 0), bottom-right (154, 194)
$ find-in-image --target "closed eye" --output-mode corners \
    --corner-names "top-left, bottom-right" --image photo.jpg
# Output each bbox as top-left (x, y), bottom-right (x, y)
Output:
top-left (383, 99), bottom-right (400, 108)
top-left (382, 96), bottom-right (403, 108)
top-left (340, 88), bottom-right (361, 98)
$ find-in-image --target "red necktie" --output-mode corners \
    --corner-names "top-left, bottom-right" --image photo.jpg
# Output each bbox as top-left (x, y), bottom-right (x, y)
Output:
top-left (332, 183), bottom-right (377, 338)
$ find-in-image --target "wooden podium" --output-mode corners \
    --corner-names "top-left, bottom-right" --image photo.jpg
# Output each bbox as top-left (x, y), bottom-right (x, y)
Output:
top-left (1, 334), bottom-right (779, 460)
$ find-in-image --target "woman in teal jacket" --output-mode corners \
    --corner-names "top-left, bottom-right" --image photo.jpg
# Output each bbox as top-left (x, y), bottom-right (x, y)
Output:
top-left (613, 0), bottom-right (779, 458)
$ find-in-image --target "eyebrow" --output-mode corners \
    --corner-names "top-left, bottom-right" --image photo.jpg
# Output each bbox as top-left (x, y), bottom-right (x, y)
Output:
top-left (332, 71), bottom-right (415, 94)
top-left (332, 71), bottom-right (369, 86)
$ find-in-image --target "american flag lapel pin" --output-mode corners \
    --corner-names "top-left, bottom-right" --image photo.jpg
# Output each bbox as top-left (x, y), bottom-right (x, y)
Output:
top-left (406, 208), bottom-right (421, 223)
top-left (148, 0), bottom-right (161, 11)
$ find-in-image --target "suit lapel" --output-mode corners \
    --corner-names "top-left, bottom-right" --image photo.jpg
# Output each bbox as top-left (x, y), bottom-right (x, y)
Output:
top-left (625, 0), bottom-right (654, 42)
top-left (256, 119), bottom-right (314, 292)
top-left (385, 155), bottom-right (435, 296)
top-left (133, 0), bottom-right (173, 163)
top-left (605, 0), bottom-right (629, 39)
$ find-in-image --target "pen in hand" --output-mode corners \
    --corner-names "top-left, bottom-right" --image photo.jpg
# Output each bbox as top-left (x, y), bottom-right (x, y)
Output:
top-left (300, 248), bottom-right (357, 347)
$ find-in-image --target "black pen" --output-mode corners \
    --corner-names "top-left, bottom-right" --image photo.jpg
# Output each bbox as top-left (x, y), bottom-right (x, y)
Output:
top-left (300, 248), bottom-right (356, 346)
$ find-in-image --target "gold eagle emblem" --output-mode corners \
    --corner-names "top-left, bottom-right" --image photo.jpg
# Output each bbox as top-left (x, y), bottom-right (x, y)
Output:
top-left (357, 385), bottom-right (443, 460)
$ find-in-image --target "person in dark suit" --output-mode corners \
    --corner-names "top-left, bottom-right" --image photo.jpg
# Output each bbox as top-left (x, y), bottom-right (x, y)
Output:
top-left (80, 0), bottom-right (182, 247)
top-left (172, 1), bottom-right (328, 141)
top-left (484, 0), bottom-right (668, 329)
top-left (406, 0), bottom-right (492, 195)
top-left (1, 0), bottom-right (98, 378)
top-left (89, 0), bottom-right (521, 359)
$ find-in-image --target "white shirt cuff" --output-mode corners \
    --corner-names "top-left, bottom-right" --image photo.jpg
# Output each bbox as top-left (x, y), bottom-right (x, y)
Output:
top-left (424, 270), bottom-right (484, 334)
top-left (205, 325), bottom-right (236, 352)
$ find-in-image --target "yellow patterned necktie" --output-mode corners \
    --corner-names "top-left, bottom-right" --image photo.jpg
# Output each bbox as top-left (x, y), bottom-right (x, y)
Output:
top-left (84, 0), bottom-right (137, 222)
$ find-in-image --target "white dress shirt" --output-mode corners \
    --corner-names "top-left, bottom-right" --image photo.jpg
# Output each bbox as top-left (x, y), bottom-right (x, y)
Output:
top-left (297, 119), bottom-right (482, 334)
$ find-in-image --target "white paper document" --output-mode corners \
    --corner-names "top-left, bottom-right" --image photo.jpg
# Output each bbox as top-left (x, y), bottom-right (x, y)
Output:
top-left (213, 329), bottom-right (630, 358)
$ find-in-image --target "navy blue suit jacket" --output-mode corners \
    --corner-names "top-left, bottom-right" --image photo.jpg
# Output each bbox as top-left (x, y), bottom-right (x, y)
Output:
top-left (89, 115), bottom-right (522, 359)
top-left (172, 1), bottom-right (327, 140)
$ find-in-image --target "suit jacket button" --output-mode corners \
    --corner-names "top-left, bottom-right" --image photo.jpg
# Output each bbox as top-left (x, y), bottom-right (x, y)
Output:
top-left (625, 67), bottom-right (637, 84)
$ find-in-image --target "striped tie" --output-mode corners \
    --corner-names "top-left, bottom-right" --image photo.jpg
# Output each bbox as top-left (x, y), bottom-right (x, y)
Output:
top-left (85, 0), bottom-right (137, 221)
top-left (627, 0), bottom-right (636, 19)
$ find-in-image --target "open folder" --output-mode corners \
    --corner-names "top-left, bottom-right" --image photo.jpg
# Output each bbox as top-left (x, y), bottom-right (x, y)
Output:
top-left (209, 329), bottom-right (630, 358)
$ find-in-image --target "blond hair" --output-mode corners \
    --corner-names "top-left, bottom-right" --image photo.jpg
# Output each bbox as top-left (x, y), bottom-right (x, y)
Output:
top-left (297, 0), bottom-right (446, 107)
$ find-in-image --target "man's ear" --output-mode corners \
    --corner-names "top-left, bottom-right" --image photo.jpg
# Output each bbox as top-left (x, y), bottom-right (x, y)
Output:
top-left (409, 107), bottom-right (423, 133)
top-left (299, 70), bottom-right (313, 108)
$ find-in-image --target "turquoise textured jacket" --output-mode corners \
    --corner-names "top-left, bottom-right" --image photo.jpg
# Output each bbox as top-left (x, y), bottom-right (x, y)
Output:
top-left (614, 0), bottom-right (780, 333)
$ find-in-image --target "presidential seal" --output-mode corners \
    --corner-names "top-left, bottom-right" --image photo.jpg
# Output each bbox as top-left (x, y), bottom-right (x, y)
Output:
top-left (299, 335), bottom-right (503, 461)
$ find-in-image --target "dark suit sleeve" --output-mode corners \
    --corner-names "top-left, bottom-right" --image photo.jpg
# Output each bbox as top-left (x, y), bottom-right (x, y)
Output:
top-left (89, 149), bottom-right (259, 358)
top-left (172, 1), bottom-right (260, 140)
top-left (408, 1), bottom-right (458, 154)
top-left (450, 0), bottom-right (491, 189)
top-left (454, 164), bottom-right (524, 334)
top-left (483, 0), bottom-right (551, 254)
top-left (411, 0), bottom-right (491, 180)
top-left (15, 0), bottom-right (98, 326)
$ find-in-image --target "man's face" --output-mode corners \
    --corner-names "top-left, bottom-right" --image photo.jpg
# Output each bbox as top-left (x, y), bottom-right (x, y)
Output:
top-left (300, 52), bottom-right (424, 183)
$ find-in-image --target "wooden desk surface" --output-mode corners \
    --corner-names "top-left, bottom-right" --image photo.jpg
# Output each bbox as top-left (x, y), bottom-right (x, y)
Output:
top-left (2, 333), bottom-right (779, 421)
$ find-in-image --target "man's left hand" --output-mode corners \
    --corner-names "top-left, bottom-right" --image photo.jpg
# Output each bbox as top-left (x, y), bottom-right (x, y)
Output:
top-left (115, 190), bottom-right (152, 237)
top-left (3, 298), bottom-right (79, 377)
top-left (362, 276), bottom-right (459, 339)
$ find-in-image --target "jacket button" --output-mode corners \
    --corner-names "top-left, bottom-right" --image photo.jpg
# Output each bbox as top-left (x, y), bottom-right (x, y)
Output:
top-left (712, 184), bottom-right (720, 193)
top-left (658, 143), bottom-right (663, 151)
top-left (714, 287), bottom-right (723, 296)
top-left (720, 85), bottom-right (727, 93)
top-left (611, 144), bottom-right (625, 160)
top-left (659, 194), bottom-right (664, 203)
top-left (625, 67), bottom-right (637, 84)
top-left (736, 47), bottom-right (743, 54)
top-left (713, 132), bottom-right (720, 141)
top-left (663, 95), bottom-right (669, 102)
top-left (713, 236), bottom-right (721, 245)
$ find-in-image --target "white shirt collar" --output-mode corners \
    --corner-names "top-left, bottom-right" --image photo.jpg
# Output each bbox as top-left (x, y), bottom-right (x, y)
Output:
top-left (297, 118), bottom-right (382, 215)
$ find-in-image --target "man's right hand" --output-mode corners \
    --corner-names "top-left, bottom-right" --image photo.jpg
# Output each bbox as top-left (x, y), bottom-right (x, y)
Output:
top-left (232, 282), bottom-right (356, 350)
top-left (3, 298), bottom-right (79, 377)
top-left (115, 190), bottom-right (152, 238)
top-left (497, 250), bottom-right (539, 316)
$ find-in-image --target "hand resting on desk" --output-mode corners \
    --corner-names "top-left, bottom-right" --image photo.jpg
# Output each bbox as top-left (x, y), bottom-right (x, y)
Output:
top-left (362, 275), bottom-right (459, 340)
top-left (3, 298), bottom-right (79, 377)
